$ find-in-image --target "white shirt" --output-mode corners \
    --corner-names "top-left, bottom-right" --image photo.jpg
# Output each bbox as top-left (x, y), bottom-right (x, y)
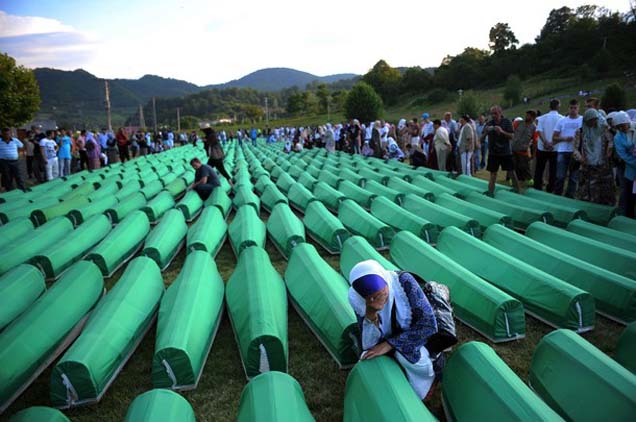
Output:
top-left (553, 115), bottom-right (583, 153)
top-left (39, 138), bottom-right (58, 160)
top-left (536, 111), bottom-right (563, 151)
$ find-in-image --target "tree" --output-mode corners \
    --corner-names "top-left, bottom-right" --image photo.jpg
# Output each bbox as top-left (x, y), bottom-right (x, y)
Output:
top-left (456, 92), bottom-right (481, 119)
top-left (0, 53), bottom-right (41, 127)
top-left (601, 83), bottom-right (626, 111)
top-left (489, 23), bottom-right (519, 53)
top-left (316, 84), bottom-right (330, 114)
top-left (343, 82), bottom-right (383, 123)
top-left (503, 75), bottom-right (522, 107)
top-left (286, 92), bottom-right (306, 115)
top-left (538, 7), bottom-right (574, 41)
top-left (362, 60), bottom-right (402, 105)
top-left (400, 66), bottom-right (432, 94)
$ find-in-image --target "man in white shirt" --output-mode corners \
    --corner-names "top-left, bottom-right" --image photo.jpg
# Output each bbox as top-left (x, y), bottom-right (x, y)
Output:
top-left (39, 130), bottom-right (59, 181)
top-left (534, 99), bottom-right (563, 192)
top-left (552, 99), bottom-right (583, 197)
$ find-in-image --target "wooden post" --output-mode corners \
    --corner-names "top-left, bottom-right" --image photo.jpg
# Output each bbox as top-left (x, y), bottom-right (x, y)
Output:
top-left (104, 80), bottom-right (112, 132)
top-left (152, 97), bottom-right (158, 132)
top-left (177, 107), bottom-right (181, 132)
top-left (139, 105), bottom-right (146, 128)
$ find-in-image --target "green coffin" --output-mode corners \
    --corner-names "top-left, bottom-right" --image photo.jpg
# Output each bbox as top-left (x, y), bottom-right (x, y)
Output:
top-left (455, 174), bottom-right (512, 193)
top-left (391, 231), bottom-right (525, 342)
top-left (303, 201), bottom-right (350, 254)
top-left (607, 215), bottom-right (636, 236)
top-left (338, 199), bottom-right (395, 249)
top-left (316, 169), bottom-right (342, 189)
top-left (261, 184), bottom-right (288, 212)
top-left (0, 217), bottom-right (33, 249)
top-left (357, 166), bottom-right (388, 185)
top-left (529, 329), bottom-right (636, 422)
top-left (229, 205), bottom-right (266, 256)
top-left (411, 174), bottom-right (457, 197)
top-left (124, 389), bottom-right (195, 422)
top-left (298, 172), bottom-right (318, 190)
top-left (266, 203), bottom-right (305, 259)
top-left (435, 193), bottom-right (513, 229)
top-left (30, 214), bottom-right (112, 279)
top-left (204, 188), bottom-right (232, 218)
top-left (0, 261), bottom-right (103, 408)
top-left (226, 246), bottom-right (288, 378)
top-left (30, 196), bottom-right (89, 227)
top-left (386, 176), bottom-right (436, 201)
top-left (85, 210), bottom-right (150, 276)
top-left (285, 244), bottom-right (359, 367)
top-left (526, 222), bottom-right (636, 280)
top-left (370, 197), bottom-right (439, 244)
top-left (433, 175), bottom-right (484, 198)
top-left (464, 192), bottom-right (553, 229)
top-left (50, 257), bottom-right (163, 407)
top-left (0, 264), bottom-right (46, 331)
top-left (338, 180), bottom-right (376, 209)
top-left (237, 372), bottom-right (314, 422)
top-left (313, 181), bottom-right (346, 211)
top-left (66, 195), bottom-right (117, 226)
top-left (364, 180), bottom-right (404, 205)
top-left (140, 179), bottom-right (163, 200)
top-left (276, 172), bottom-right (296, 193)
top-left (340, 235), bottom-right (398, 280)
top-left (104, 192), bottom-right (146, 224)
top-left (142, 209), bottom-right (187, 270)
top-left (0, 196), bottom-right (59, 224)
top-left (175, 191), bottom-right (203, 222)
top-left (437, 226), bottom-right (595, 331)
top-left (615, 322), bottom-right (636, 374)
top-left (288, 183), bottom-right (317, 212)
top-left (344, 357), bottom-right (436, 422)
top-left (566, 219), bottom-right (636, 253)
top-left (187, 206), bottom-right (227, 256)
top-left (233, 185), bottom-right (261, 213)
top-left (153, 251), bottom-right (224, 389)
top-left (339, 167), bottom-right (365, 186)
top-left (495, 190), bottom-right (587, 226)
top-left (483, 224), bottom-right (636, 324)
top-left (9, 406), bottom-right (69, 422)
top-left (403, 194), bottom-right (481, 238)
top-left (524, 187), bottom-right (618, 225)
top-left (442, 342), bottom-right (562, 422)
top-left (142, 191), bottom-right (176, 223)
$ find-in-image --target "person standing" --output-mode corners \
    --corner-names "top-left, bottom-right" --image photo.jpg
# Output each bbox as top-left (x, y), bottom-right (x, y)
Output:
top-left (30, 125), bottom-right (46, 182)
top-left (457, 115), bottom-right (475, 176)
top-left (57, 129), bottom-right (73, 177)
top-left (85, 132), bottom-right (101, 170)
top-left (24, 130), bottom-right (35, 179)
top-left (612, 112), bottom-right (636, 218)
top-left (442, 112), bottom-right (459, 172)
top-left (348, 119), bottom-right (362, 154)
top-left (481, 105), bottom-right (519, 195)
top-left (40, 130), bottom-right (59, 181)
top-left (552, 99), bottom-right (583, 197)
top-left (250, 127), bottom-right (258, 146)
top-left (511, 111), bottom-right (537, 191)
top-left (475, 114), bottom-right (488, 170)
top-left (370, 121), bottom-right (383, 158)
top-left (202, 126), bottom-right (233, 185)
top-left (116, 128), bottom-right (130, 162)
top-left (433, 120), bottom-right (451, 171)
top-left (0, 127), bottom-right (25, 191)
top-left (534, 99), bottom-right (562, 192)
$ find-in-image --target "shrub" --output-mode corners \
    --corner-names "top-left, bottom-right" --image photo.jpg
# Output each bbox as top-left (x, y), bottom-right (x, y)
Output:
top-left (503, 75), bottom-right (522, 107)
top-left (601, 83), bottom-right (626, 111)
top-left (343, 82), bottom-right (383, 123)
top-left (427, 88), bottom-right (448, 104)
top-left (456, 92), bottom-right (481, 119)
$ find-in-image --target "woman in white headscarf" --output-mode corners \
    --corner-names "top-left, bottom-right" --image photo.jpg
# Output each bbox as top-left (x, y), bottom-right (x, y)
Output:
top-left (348, 260), bottom-right (438, 399)
top-left (324, 123), bottom-right (336, 152)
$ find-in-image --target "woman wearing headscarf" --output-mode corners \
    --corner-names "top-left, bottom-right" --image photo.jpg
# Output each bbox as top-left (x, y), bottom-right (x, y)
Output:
top-left (348, 260), bottom-right (438, 400)
top-left (573, 108), bottom-right (615, 205)
top-left (397, 118), bottom-right (409, 151)
top-left (370, 121), bottom-right (383, 158)
top-left (324, 123), bottom-right (336, 152)
top-left (612, 111), bottom-right (636, 217)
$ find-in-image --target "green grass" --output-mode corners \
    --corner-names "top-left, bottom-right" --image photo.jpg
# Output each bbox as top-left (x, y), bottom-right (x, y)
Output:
top-left (4, 199), bottom-right (625, 421)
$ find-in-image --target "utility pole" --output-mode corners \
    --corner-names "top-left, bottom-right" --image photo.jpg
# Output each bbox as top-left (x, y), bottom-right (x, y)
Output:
top-left (177, 107), bottom-right (181, 132)
top-left (104, 80), bottom-right (112, 132)
top-left (265, 97), bottom-right (269, 126)
top-left (152, 96), bottom-right (158, 132)
top-left (327, 97), bottom-right (331, 122)
top-left (139, 105), bottom-right (146, 128)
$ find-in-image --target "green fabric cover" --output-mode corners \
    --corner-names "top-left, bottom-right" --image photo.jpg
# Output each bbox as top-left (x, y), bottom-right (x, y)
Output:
top-left (233, 186), bottom-right (261, 213)
top-left (495, 190), bottom-right (587, 226)
top-left (187, 206), bottom-right (227, 255)
top-left (254, 174), bottom-right (274, 194)
top-left (455, 174), bottom-right (512, 192)
top-left (0, 261), bottom-right (103, 406)
top-left (340, 235), bottom-right (398, 279)
top-left (298, 172), bottom-right (318, 190)
top-left (60, 182), bottom-right (95, 202)
top-left (226, 246), bottom-right (288, 378)
top-left (437, 227), bottom-right (595, 331)
top-left (386, 176), bottom-right (435, 201)
top-left (357, 166), bottom-right (388, 185)
top-left (338, 180), bottom-right (376, 208)
top-left (153, 251), bottom-right (224, 388)
top-left (288, 165), bottom-right (305, 180)
top-left (615, 322), bottom-right (636, 374)
top-left (0, 264), bottom-right (46, 331)
top-left (412, 175), bottom-right (457, 197)
top-left (237, 372), bottom-right (314, 422)
top-left (0, 217), bottom-right (73, 275)
top-left (338, 199), bottom-right (395, 249)
top-left (9, 406), bottom-right (70, 422)
top-left (1, 196), bottom-right (59, 224)
top-left (51, 257), bottom-right (163, 406)
top-left (364, 180), bottom-right (405, 205)
top-left (140, 180), bottom-right (163, 200)
top-left (203, 188), bottom-right (231, 218)
top-left (317, 169), bottom-right (342, 189)
top-left (484, 224), bottom-right (636, 324)
top-left (285, 244), bottom-right (359, 366)
top-left (403, 194), bottom-right (481, 238)
top-left (175, 191), bottom-right (203, 221)
top-left (142, 209), bottom-right (187, 269)
top-left (124, 389), bottom-right (195, 422)
top-left (276, 172), bottom-right (296, 193)
top-left (343, 357), bottom-right (437, 422)
top-left (105, 192), bottom-right (147, 224)
top-left (85, 210), bottom-right (150, 276)
top-left (142, 191), bottom-right (176, 223)
top-left (607, 215), bottom-right (636, 236)
top-left (435, 193), bottom-right (513, 229)
top-left (463, 192), bottom-right (553, 229)
top-left (30, 214), bottom-right (112, 279)
top-left (87, 182), bottom-right (120, 202)
top-left (30, 196), bottom-right (89, 227)
top-left (529, 329), bottom-right (636, 422)
top-left (261, 184), bottom-right (288, 212)
top-left (526, 222), bottom-right (636, 280)
top-left (114, 180), bottom-right (142, 201)
top-left (313, 181), bottom-right (346, 211)
top-left (160, 172), bottom-right (178, 188)
top-left (391, 231), bottom-right (525, 342)
top-left (303, 201), bottom-right (350, 253)
top-left (0, 218), bottom-right (33, 249)
top-left (339, 167), bottom-right (365, 186)
top-left (229, 205), bottom-right (266, 256)
top-left (566, 219), bottom-right (636, 253)
top-left (266, 203), bottom-right (305, 259)
top-left (67, 195), bottom-right (117, 226)
top-left (288, 183), bottom-right (316, 212)
top-left (370, 197), bottom-right (439, 244)
top-left (442, 342), bottom-right (562, 422)
top-left (524, 187), bottom-right (618, 225)
top-left (432, 175), bottom-right (484, 198)
top-left (164, 178), bottom-right (187, 198)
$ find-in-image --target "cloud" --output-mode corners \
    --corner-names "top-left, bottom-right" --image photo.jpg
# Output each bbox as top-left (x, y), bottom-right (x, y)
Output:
top-left (0, 11), bottom-right (75, 38)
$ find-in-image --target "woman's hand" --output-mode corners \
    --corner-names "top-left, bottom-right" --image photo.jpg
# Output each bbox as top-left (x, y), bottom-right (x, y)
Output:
top-left (361, 342), bottom-right (393, 360)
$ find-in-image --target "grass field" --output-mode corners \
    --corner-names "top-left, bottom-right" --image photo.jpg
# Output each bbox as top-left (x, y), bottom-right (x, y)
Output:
top-left (4, 168), bottom-right (625, 421)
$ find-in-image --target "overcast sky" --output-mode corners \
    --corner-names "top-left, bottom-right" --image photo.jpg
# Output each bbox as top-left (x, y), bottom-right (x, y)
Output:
top-left (0, 0), bottom-right (630, 86)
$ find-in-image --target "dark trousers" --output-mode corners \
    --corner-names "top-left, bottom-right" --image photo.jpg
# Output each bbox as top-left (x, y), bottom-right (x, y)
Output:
top-left (0, 159), bottom-right (25, 191)
top-left (623, 178), bottom-right (636, 218)
top-left (207, 158), bottom-right (232, 181)
top-left (26, 155), bottom-right (34, 177)
top-left (534, 150), bottom-right (557, 192)
top-left (118, 145), bottom-right (130, 162)
top-left (79, 150), bottom-right (89, 170)
top-left (33, 157), bottom-right (45, 182)
top-left (194, 183), bottom-right (215, 200)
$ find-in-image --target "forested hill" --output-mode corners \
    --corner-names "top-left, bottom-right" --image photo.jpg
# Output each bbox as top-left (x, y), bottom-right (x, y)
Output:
top-left (207, 68), bottom-right (357, 92)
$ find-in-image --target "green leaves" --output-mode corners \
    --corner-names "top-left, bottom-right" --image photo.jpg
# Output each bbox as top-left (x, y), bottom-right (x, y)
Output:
top-left (0, 53), bottom-right (40, 128)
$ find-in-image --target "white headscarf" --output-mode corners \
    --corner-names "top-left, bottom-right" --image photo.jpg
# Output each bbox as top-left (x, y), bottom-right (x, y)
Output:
top-left (398, 119), bottom-right (407, 130)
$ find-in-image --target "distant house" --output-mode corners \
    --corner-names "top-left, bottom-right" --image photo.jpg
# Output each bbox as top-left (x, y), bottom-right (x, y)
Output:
top-left (16, 119), bottom-right (58, 139)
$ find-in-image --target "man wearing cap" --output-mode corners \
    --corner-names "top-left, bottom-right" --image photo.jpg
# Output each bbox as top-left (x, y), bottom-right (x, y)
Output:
top-left (0, 128), bottom-right (25, 191)
top-left (347, 260), bottom-right (438, 400)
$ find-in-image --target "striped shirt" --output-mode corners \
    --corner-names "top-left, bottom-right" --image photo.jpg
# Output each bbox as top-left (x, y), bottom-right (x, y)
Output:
top-left (0, 137), bottom-right (23, 160)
